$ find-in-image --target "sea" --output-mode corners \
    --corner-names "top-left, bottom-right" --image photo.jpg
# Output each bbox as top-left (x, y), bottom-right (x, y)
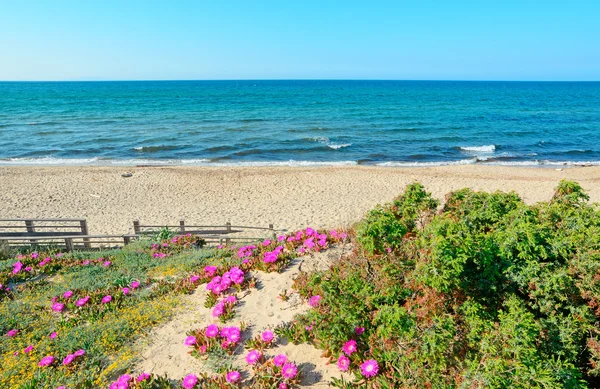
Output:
top-left (0, 80), bottom-right (599, 167)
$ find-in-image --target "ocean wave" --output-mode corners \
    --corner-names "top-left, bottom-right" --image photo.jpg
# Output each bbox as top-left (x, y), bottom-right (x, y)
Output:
top-left (328, 143), bottom-right (352, 150)
top-left (133, 145), bottom-right (183, 153)
top-left (459, 145), bottom-right (496, 153)
top-left (309, 136), bottom-right (352, 150)
top-left (377, 159), bottom-right (478, 167)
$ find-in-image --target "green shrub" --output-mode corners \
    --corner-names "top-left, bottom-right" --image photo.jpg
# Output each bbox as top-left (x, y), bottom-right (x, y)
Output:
top-left (288, 181), bottom-right (600, 388)
top-left (356, 182), bottom-right (438, 254)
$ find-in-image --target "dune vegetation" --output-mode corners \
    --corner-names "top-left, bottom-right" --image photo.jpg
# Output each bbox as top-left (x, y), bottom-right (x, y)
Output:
top-left (2, 180), bottom-right (600, 388)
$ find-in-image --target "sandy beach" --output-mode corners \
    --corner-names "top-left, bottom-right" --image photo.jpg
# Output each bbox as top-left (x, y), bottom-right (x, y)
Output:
top-left (2, 165), bottom-right (600, 235)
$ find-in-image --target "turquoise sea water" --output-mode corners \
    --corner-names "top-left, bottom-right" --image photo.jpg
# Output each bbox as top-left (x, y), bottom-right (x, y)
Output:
top-left (0, 80), bottom-right (599, 166)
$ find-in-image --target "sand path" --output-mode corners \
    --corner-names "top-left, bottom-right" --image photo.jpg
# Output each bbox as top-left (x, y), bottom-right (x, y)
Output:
top-left (133, 245), bottom-right (352, 387)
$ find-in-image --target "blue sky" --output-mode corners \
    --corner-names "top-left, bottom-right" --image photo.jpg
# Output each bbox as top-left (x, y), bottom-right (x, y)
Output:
top-left (0, 0), bottom-right (598, 81)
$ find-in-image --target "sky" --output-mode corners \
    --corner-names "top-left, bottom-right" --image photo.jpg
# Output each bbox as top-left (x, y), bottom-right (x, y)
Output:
top-left (0, 0), bottom-right (599, 81)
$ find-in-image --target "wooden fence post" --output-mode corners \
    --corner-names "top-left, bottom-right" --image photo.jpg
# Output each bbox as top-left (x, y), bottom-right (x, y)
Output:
top-left (80, 220), bottom-right (91, 249)
top-left (64, 238), bottom-right (73, 252)
top-left (123, 236), bottom-right (130, 245)
top-left (179, 220), bottom-right (186, 234)
top-left (25, 220), bottom-right (37, 245)
top-left (225, 221), bottom-right (232, 245)
top-left (133, 220), bottom-right (141, 235)
top-left (269, 223), bottom-right (275, 239)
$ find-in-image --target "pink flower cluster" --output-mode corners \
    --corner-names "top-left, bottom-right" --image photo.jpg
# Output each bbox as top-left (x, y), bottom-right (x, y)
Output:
top-left (186, 324), bottom-right (242, 354)
top-left (212, 295), bottom-right (237, 317)
top-left (206, 267), bottom-right (245, 295)
top-left (237, 245), bottom-right (256, 258)
top-left (263, 245), bottom-right (285, 263)
top-left (109, 372), bottom-right (150, 389)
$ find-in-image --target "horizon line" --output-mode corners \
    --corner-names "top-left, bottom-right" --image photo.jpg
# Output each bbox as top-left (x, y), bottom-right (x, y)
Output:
top-left (1, 78), bottom-right (599, 83)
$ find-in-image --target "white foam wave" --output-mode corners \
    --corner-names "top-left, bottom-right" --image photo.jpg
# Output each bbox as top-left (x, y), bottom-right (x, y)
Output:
top-left (460, 145), bottom-right (496, 153)
top-left (328, 143), bottom-right (352, 150)
top-left (377, 159), bottom-right (478, 167)
top-left (311, 137), bottom-right (351, 150)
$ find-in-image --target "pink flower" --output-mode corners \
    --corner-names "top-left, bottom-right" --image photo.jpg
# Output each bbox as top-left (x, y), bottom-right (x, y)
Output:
top-left (273, 354), bottom-right (288, 366)
top-left (263, 239), bottom-right (271, 246)
top-left (118, 374), bottom-right (131, 383)
top-left (342, 340), bottom-right (357, 355)
top-left (184, 336), bottom-right (197, 346)
top-left (355, 327), bottom-right (365, 335)
top-left (131, 281), bottom-right (140, 289)
top-left (101, 295), bottom-right (112, 304)
top-left (74, 349), bottom-right (85, 357)
top-left (52, 302), bottom-right (65, 312)
top-left (204, 266), bottom-right (217, 277)
top-left (24, 345), bottom-right (34, 353)
top-left (340, 232), bottom-right (347, 240)
top-left (12, 261), bottom-right (23, 274)
top-left (6, 329), bottom-right (18, 337)
top-left (226, 371), bottom-right (241, 383)
top-left (82, 260), bottom-right (90, 265)
top-left (225, 326), bottom-right (241, 343)
top-left (63, 290), bottom-right (73, 298)
top-left (282, 363), bottom-right (298, 379)
top-left (31, 252), bottom-right (39, 259)
top-left (279, 383), bottom-right (287, 389)
top-left (277, 235), bottom-right (285, 241)
top-left (38, 355), bottom-right (55, 366)
top-left (136, 372), bottom-right (150, 382)
top-left (360, 359), bottom-right (379, 378)
top-left (245, 350), bottom-right (262, 364)
top-left (62, 354), bottom-right (75, 365)
top-left (75, 296), bottom-right (90, 307)
top-left (50, 331), bottom-right (58, 339)
top-left (385, 247), bottom-right (392, 253)
top-left (190, 275), bottom-right (200, 283)
top-left (122, 287), bottom-right (131, 295)
top-left (25, 266), bottom-right (33, 272)
top-left (261, 330), bottom-right (274, 343)
top-left (182, 374), bottom-right (198, 389)
top-left (308, 295), bottom-right (321, 307)
top-left (103, 260), bottom-right (111, 267)
top-left (212, 302), bottom-right (224, 317)
top-left (57, 386), bottom-right (66, 389)
top-left (205, 324), bottom-right (219, 338)
top-left (337, 355), bottom-right (350, 371)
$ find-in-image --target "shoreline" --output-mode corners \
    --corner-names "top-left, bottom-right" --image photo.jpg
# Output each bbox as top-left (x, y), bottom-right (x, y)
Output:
top-left (1, 158), bottom-right (599, 168)
top-left (3, 165), bottom-right (600, 236)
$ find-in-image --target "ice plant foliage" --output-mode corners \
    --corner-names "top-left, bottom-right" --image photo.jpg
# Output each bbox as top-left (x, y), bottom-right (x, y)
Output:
top-left (0, 224), bottom-right (345, 387)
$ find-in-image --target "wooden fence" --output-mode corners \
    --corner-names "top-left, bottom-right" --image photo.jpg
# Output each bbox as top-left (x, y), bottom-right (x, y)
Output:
top-left (0, 218), bottom-right (277, 252)
top-left (128, 220), bottom-right (276, 245)
top-left (0, 219), bottom-right (92, 248)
